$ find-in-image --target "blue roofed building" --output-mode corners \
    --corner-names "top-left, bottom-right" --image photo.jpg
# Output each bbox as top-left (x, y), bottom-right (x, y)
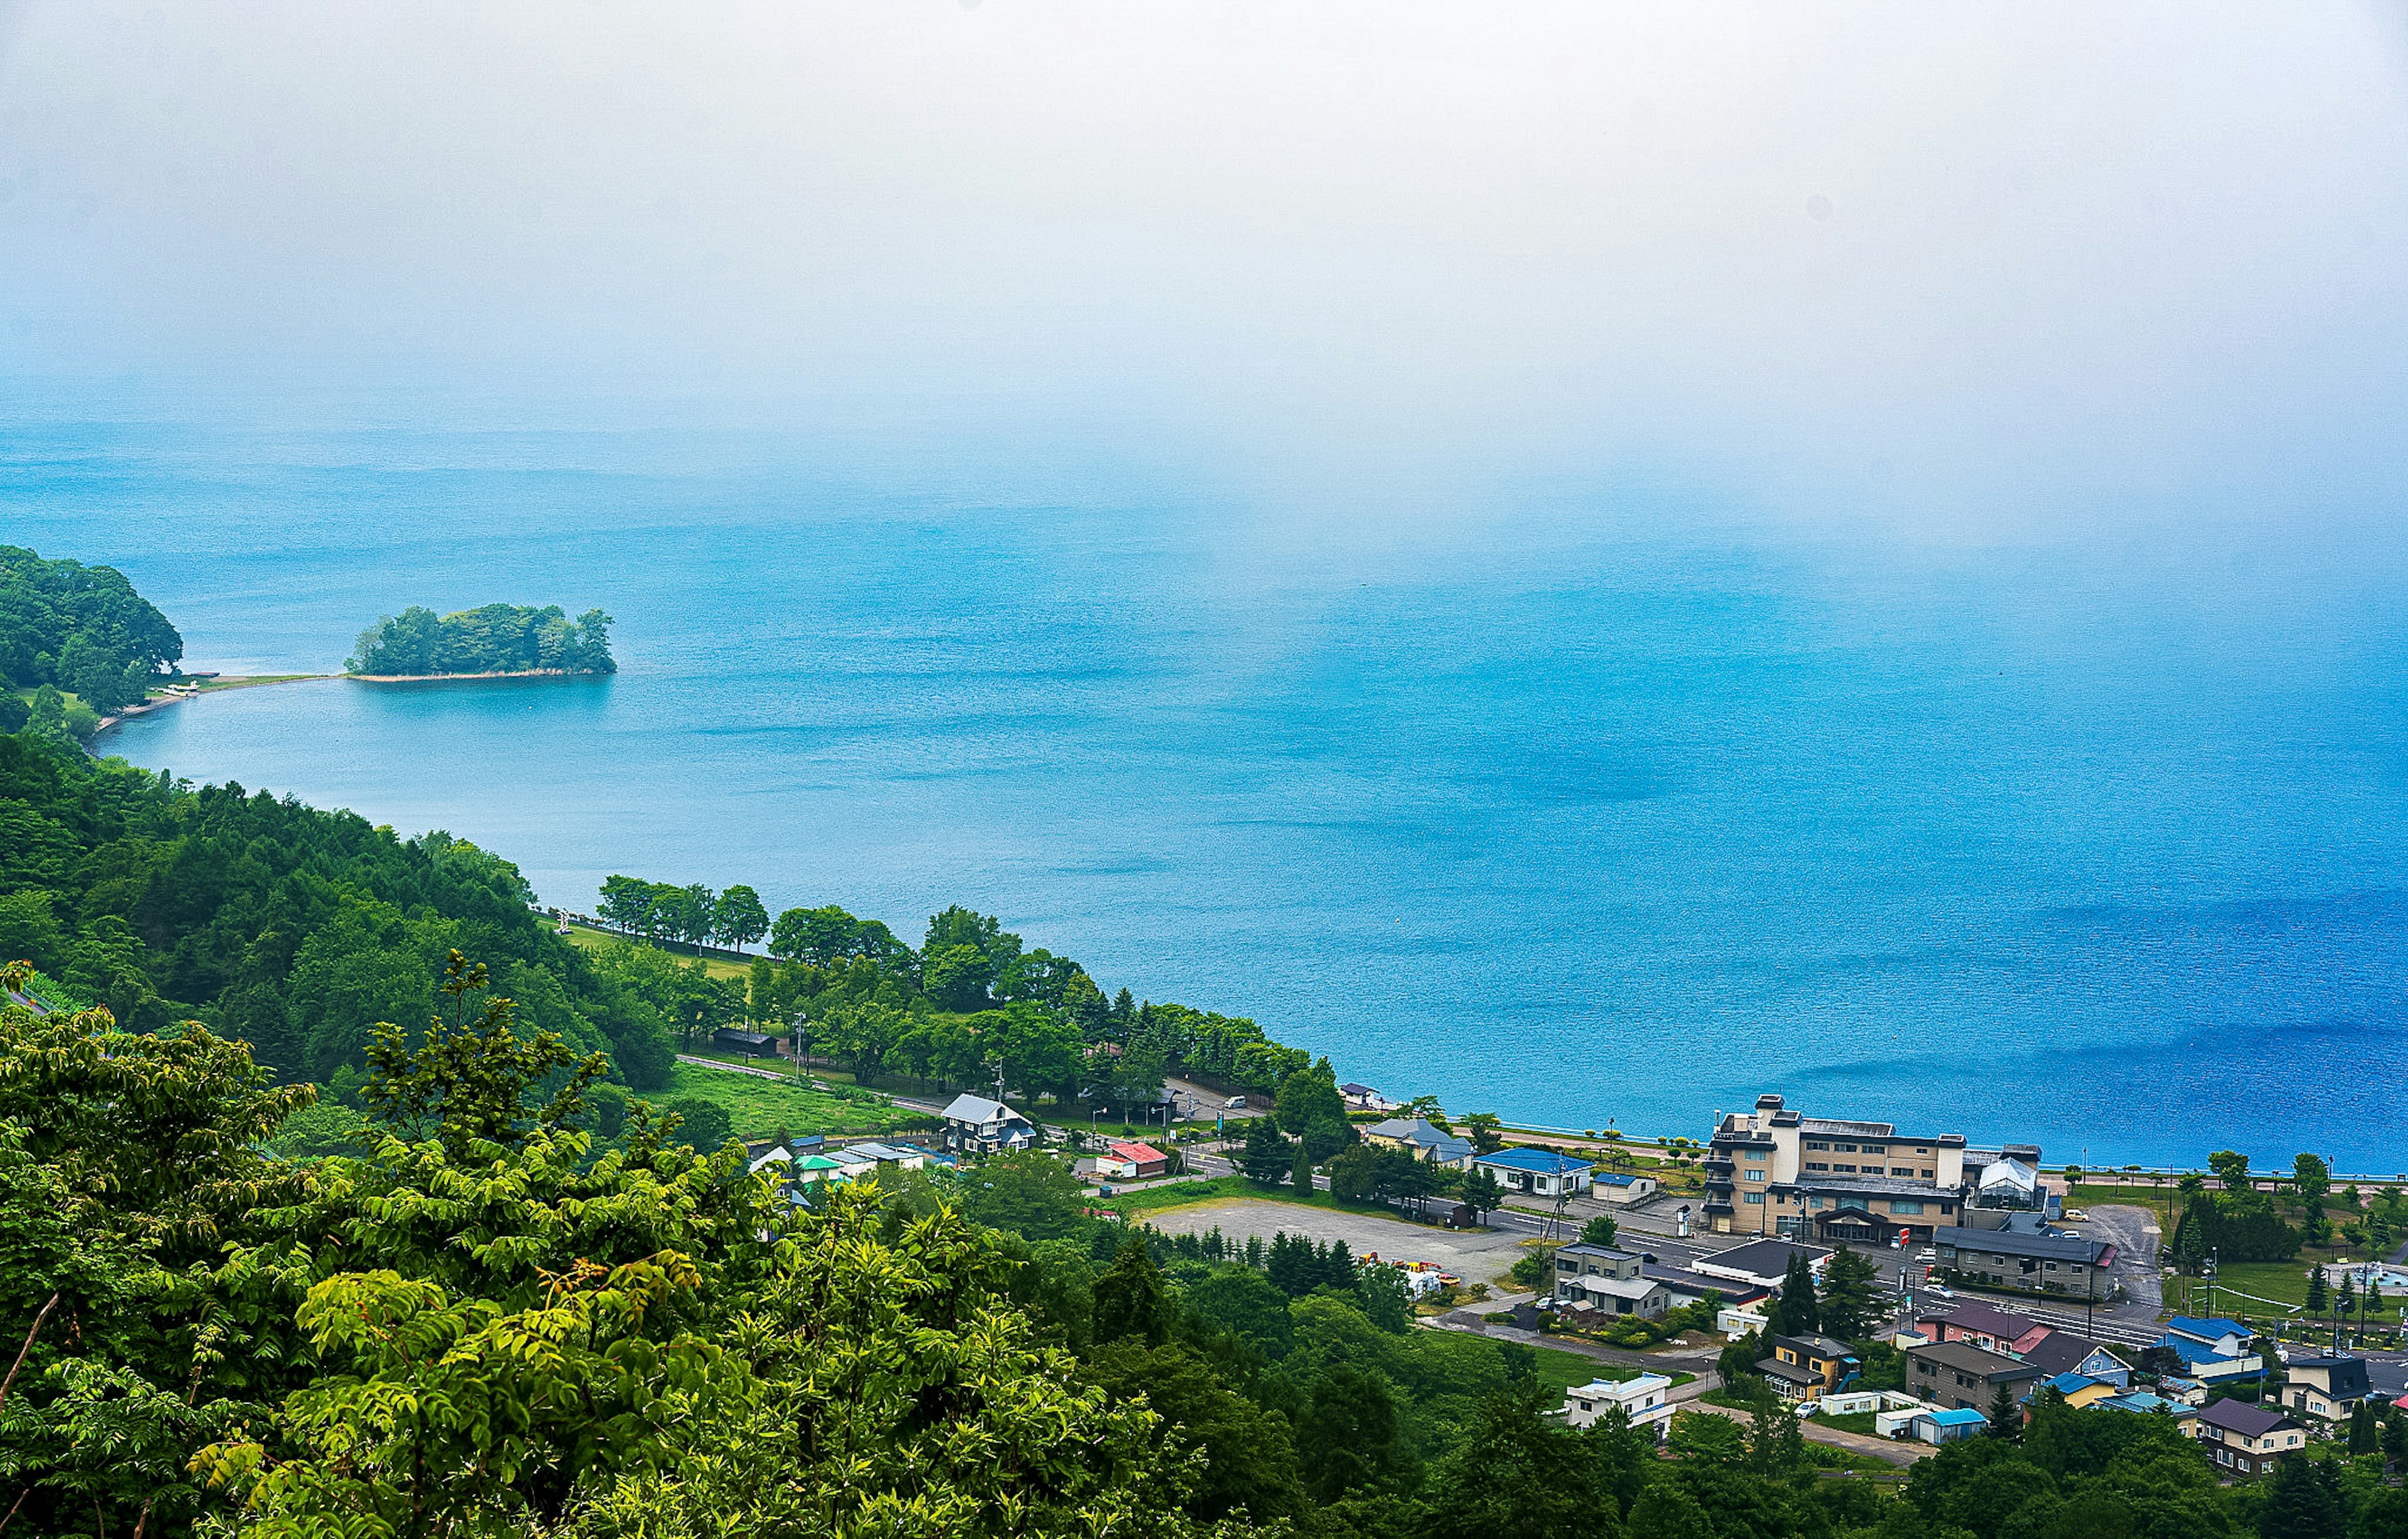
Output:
top-left (1913, 1407), bottom-right (1992, 1444)
top-left (2042, 1372), bottom-right (2119, 1408)
top-left (1473, 1146), bottom-right (1595, 1199)
top-left (2096, 1390), bottom-right (2197, 1425)
top-left (2153, 1331), bottom-right (2260, 1386)
top-left (2163, 1317), bottom-right (2252, 1356)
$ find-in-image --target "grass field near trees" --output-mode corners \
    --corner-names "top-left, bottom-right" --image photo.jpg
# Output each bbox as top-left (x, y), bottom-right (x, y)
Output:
top-left (658, 1062), bottom-right (927, 1141)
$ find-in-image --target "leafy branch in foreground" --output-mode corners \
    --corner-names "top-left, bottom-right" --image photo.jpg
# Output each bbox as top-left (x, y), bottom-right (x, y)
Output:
top-left (363, 949), bottom-right (608, 1161)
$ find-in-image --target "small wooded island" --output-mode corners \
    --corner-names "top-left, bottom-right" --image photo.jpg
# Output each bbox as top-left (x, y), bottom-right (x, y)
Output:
top-left (346, 603), bottom-right (615, 679)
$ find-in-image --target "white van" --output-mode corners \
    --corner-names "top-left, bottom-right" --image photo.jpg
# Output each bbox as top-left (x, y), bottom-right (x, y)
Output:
top-left (1225, 1096), bottom-right (1247, 1109)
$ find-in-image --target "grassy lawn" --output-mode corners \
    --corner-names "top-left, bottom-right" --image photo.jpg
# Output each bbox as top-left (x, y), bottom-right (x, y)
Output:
top-left (1804, 1444), bottom-right (1906, 1475)
top-left (1814, 1411), bottom-right (1880, 1436)
top-left (657, 1062), bottom-right (931, 1141)
top-left (2064, 1183), bottom-right (2182, 1221)
top-left (1528, 1349), bottom-right (1641, 1395)
top-left (2165, 1261), bottom-right (2404, 1327)
top-left (1103, 1175), bottom-right (1467, 1228)
top-left (559, 924), bottom-right (758, 983)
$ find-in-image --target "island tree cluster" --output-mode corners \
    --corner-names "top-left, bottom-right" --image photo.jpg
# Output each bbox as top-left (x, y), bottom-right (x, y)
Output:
top-left (346, 601), bottom-right (616, 675)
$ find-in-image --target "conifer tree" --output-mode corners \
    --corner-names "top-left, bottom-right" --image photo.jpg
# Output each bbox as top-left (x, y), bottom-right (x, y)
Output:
top-left (1092, 1234), bottom-right (1174, 1346)
top-left (1817, 1241), bottom-right (1882, 1340)
top-left (2256, 1452), bottom-right (2343, 1539)
top-left (1775, 1252), bottom-right (1820, 1336)
top-left (1240, 1114), bottom-right (1293, 1187)
top-left (1987, 1382), bottom-right (2022, 1441)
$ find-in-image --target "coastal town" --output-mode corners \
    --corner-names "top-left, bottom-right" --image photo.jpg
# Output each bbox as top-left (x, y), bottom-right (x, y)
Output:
top-left (684, 1023), bottom-right (2408, 1479)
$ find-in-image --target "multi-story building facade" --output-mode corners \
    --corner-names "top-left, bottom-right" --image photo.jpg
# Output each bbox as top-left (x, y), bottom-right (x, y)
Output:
top-left (1550, 1243), bottom-right (1672, 1319)
top-left (1935, 1224), bottom-right (2116, 1301)
top-left (2194, 1399), bottom-right (2306, 1477)
top-left (1704, 1093), bottom-right (1978, 1240)
top-left (1756, 1334), bottom-right (1861, 1402)
top-left (2284, 1357), bottom-right (2372, 1423)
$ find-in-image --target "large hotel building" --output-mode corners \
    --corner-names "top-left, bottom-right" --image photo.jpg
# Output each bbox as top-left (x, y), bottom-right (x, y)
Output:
top-left (1704, 1093), bottom-right (2039, 1243)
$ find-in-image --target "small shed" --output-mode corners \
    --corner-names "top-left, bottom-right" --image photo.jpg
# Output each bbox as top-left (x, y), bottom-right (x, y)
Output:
top-left (714, 1027), bottom-right (778, 1057)
top-left (1913, 1407), bottom-right (1991, 1444)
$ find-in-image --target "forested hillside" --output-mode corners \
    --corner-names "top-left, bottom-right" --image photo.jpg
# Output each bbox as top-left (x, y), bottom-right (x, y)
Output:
top-left (589, 871), bottom-right (1311, 1110)
top-left (0, 731), bottom-right (675, 1086)
top-left (347, 601), bottom-right (615, 675)
top-left (0, 544), bottom-right (183, 724)
top-left (10, 953), bottom-right (2382, 1539)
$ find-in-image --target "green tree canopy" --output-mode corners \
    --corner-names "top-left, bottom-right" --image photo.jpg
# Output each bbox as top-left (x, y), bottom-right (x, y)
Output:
top-left (347, 601), bottom-right (614, 675)
top-left (713, 883), bottom-right (769, 948)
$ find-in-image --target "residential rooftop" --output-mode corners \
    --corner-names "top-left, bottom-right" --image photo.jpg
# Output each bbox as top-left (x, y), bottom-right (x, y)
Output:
top-left (1909, 1340), bottom-right (2044, 1380)
top-left (1938, 1227), bottom-right (2115, 1266)
top-left (1925, 1300), bottom-right (2044, 1339)
top-left (1695, 1238), bottom-right (1830, 1279)
top-left (1566, 1274), bottom-right (1662, 1302)
top-left (2022, 1333), bottom-right (2128, 1378)
top-left (2198, 1399), bottom-right (2299, 1438)
top-left (1921, 1407), bottom-right (1991, 1427)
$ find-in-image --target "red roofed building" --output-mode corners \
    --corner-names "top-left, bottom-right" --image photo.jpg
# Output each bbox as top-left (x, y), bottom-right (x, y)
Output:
top-left (1097, 1141), bottom-right (1170, 1180)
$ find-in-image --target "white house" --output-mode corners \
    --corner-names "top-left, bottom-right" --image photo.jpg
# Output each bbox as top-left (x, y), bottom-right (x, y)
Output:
top-left (1563, 1374), bottom-right (1674, 1437)
top-left (1473, 1147), bottom-right (1595, 1198)
top-left (942, 1093), bottom-right (1038, 1155)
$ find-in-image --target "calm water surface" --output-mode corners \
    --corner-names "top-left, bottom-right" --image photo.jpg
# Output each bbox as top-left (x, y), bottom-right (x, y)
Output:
top-left (16, 423), bottom-right (2408, 1169)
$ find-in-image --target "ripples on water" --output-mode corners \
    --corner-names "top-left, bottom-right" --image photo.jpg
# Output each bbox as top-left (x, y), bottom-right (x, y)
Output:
top-left (27, 424), bottom-right (2408, 1169)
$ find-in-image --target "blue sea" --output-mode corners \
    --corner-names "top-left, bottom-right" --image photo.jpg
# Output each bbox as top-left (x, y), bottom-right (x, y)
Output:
top-left (14, 421), bottom-right (2408, 1171)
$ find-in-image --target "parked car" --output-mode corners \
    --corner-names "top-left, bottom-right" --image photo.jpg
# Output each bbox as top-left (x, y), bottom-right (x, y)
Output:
top-left (1225, 1096), bottom-right (1247, 1109)
top-left (2062, 1208), bottom-right (2089, 1222)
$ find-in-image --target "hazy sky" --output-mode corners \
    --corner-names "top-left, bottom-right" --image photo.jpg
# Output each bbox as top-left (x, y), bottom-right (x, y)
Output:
top-left (3, 2), bottom-right (2405, 541)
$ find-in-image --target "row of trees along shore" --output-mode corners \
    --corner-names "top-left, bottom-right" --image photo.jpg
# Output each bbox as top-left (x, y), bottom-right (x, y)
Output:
top-left (593, 870), bottom-right (1314, 1111)
top-left (346, 601), bottom-right (615, 675)
top-left (16, 948), bottom-right (2408, 1539)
